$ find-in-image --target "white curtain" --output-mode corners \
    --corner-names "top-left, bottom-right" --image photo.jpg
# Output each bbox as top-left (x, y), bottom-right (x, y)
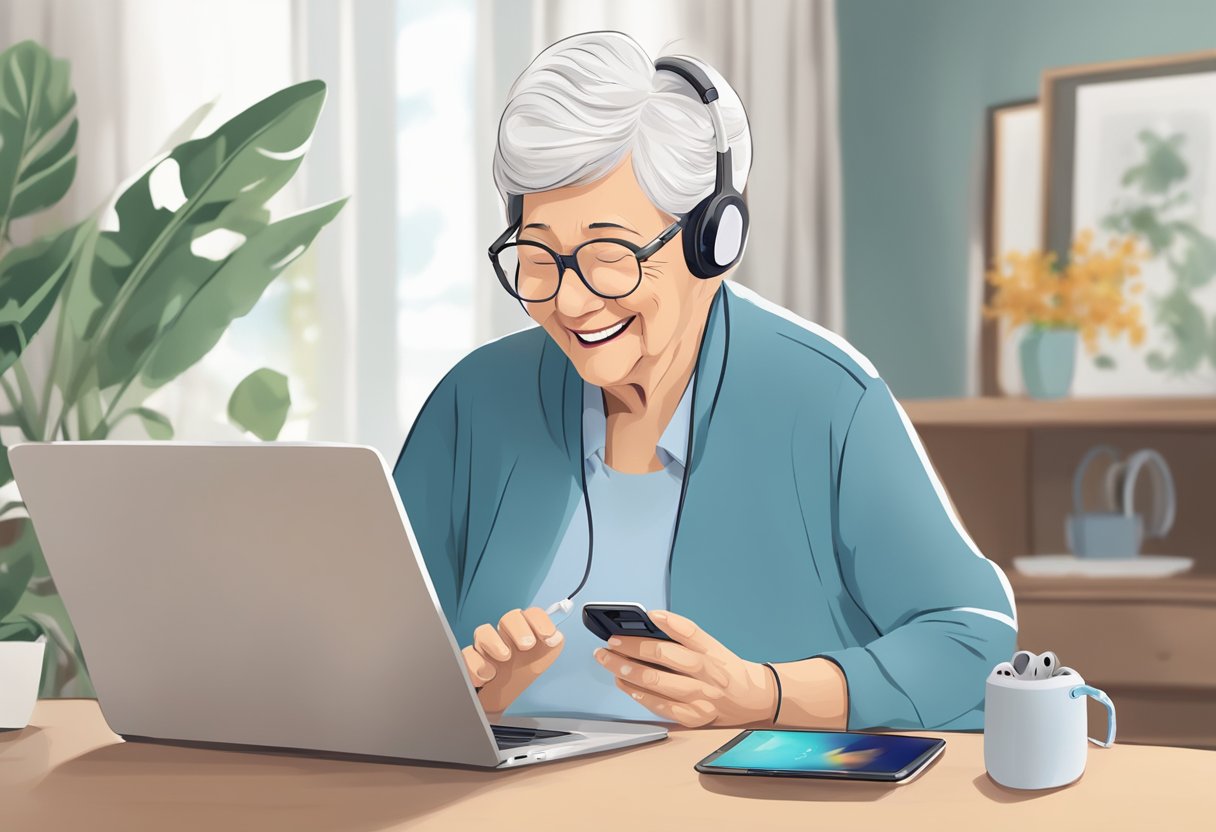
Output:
top-left (0, 0), bottom-right (408, 460)
top-left (294, 0), bottom-right (401, 459)
top-left (477, 0), bottom-right (845, 336)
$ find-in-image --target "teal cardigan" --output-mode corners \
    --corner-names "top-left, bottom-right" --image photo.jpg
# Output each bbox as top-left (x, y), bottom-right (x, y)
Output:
top-left (392, 282), bottom-right (1017, 731)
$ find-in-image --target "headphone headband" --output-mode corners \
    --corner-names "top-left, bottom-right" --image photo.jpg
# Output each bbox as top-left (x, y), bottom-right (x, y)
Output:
top-left (653, 57), bottom-right (719, 104)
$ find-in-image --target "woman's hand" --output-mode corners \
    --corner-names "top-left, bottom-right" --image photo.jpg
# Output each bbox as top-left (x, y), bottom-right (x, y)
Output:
top-left (461, 607), bottom-right (564, 716)
top-left (593, 609), bottom-right (778, 727)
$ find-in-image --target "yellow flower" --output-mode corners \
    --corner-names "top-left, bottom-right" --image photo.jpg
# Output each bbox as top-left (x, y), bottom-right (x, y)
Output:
top-left (984, 229), bottom-right (1146, 354)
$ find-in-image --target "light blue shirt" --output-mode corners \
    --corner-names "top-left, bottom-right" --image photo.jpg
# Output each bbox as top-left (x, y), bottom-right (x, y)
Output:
top-left (505, 376), bottom-right (694, 721)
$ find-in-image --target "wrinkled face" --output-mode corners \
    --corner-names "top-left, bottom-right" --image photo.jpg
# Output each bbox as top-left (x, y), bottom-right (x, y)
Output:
top-left (518, 159), bottom-right (720, 389)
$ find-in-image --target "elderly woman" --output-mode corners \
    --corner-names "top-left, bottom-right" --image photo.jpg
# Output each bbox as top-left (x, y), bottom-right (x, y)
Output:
top-left (393, 31), bottom-right (1015, 732)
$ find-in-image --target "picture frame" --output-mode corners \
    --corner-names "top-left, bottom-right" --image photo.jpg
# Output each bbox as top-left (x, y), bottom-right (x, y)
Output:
top-left (982, 99), bottom-right (1042, 397)
top-left (1042, 50), bottom-right (1216, 397)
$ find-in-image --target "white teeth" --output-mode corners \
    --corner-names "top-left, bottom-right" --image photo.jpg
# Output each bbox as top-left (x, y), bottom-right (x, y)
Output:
top-left (575, 319), bottom-right (628, 344)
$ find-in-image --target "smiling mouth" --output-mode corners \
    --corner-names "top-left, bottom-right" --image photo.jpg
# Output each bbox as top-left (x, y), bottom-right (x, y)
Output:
top-left (570, 316), bottom-right (636, 347)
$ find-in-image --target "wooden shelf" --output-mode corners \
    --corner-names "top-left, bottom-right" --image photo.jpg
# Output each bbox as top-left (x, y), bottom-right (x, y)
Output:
top-left (902, 396), bottom-right (1216, 428)
top-left (1009, 574), bottom-right (1216, 604)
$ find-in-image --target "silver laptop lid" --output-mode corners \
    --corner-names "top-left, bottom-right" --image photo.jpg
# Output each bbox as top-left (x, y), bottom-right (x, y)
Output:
top-left (10, 442), bottom-right (501, 767)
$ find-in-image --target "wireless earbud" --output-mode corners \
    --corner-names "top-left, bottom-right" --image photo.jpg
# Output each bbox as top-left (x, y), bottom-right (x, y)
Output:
top-left (1029, 651), bottom-right (1059, 679)
top-left (1008, 651), bottom-right (1069, 680)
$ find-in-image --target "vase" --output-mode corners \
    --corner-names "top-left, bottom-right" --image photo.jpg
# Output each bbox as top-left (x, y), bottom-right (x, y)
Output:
top-left (1019, 326), bottom-right (1078, 399)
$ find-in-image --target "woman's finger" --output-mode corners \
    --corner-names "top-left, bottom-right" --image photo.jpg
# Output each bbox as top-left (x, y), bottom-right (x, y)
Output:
top-left (498, 608), bottom-right (538, 652)
top-left (473, 623), bottom-right (512, 662)
top-left (605, 636), bottom-right (730, 687)
top-left (649, 610), bottom-right (729, 659)
top-left (595, 647), bottom-right (724, 703)
top-left (615, 678), bottom-right (717, 728)
top-left (522, 606), bottom-right (562, 647)
top-left (462, 645), bottom-right (497, 685)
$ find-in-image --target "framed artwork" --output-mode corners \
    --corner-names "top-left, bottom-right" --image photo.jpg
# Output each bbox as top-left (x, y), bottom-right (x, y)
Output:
top-left (982, 100), bottom-right (1042, 396)
top-left (1043, 50), bottom-right (1216, 397)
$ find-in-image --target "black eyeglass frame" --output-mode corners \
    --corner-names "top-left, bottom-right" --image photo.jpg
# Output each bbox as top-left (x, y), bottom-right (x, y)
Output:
top-left (487, 217), bottom-right (684, 303)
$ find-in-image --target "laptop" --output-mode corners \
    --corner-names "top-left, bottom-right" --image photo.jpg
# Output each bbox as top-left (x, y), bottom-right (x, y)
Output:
top-left (9, 441), bottom-right (666, 768)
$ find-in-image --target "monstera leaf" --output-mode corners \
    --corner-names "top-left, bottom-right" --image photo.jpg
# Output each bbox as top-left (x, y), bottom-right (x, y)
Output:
top-left (0, 221), bottom-right (90, 378)
top-left (0, 41), bottom-right (78, 229)
top-left (140, 199), bottom-right (344, 390)
top-left (0, 44), bottom-right (344, 701)
top-left (57, 80), bottom-right (328, 402)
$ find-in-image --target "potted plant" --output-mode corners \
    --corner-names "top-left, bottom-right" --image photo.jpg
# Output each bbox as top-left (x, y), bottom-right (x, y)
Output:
top-left (0, 40), bottom-right (345, 699)
top-left (985, 230), bottom-right (1147, 399)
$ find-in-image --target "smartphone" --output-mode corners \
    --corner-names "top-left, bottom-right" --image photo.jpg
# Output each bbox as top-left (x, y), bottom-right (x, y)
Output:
top-left (581, 602), bottom-right (675, 642)
top-left (694, 729), bottom-right (946, 783)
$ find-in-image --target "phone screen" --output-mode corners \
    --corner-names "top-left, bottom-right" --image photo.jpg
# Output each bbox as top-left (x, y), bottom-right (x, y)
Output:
top-left (701, 730), bottom-right (941, 775)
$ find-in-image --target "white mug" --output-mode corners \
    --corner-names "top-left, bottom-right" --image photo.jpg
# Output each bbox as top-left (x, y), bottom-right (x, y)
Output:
top-left (983, 667), bottom-right (1116, 790)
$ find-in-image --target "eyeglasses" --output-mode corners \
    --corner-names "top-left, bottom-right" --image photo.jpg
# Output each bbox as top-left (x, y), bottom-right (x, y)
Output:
top-left (488, 218), bottom-right (683, 303)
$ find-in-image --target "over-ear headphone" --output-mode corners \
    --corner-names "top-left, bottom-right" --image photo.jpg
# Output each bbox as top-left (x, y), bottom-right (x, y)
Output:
top-left (505, 55), bottom-right (749, 280)
top-left (653, 56), bottom-right (749, 279)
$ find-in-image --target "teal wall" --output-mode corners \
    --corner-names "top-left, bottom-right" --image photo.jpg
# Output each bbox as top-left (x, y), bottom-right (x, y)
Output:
top-left (837, 0), bottom-right (1216, 398)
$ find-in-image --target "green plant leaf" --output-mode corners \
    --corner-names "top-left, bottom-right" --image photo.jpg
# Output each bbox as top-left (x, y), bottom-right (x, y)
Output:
top-left (0, 220), bottom-right (90, 378)
top-left (0, 619), bottom-right (40, 641)
top-left (1123, 206), bottom-right (1174, 253)
top-left (133, 406), bottom-right (173, 440)
top-left (26, 574), bottom-right (56, 596)
top-left (1121, 130), bottom-right (1188, 195)
top-left (69, 80), bottom-right (328, 394)
top-left (140, 198), bottom-right (345, 390)
top-left (1169, 222), bottom-right (1216, 290)
top-left (1155, 289), bottom-right (1207, 373)
top-left (49, 98), bottom-right (223, 398)
top-left (154, 97), bottom-right (217, 156)
top-left (22, 610), bottom-right (77, 687)
top-left (0, 40), bottom-right (78, 226)
top-left (0, 525), bottom-right (34, 621)
top-left (228, 367), bottom-right (291, 441)
top-left (1093, 354), bottom-right (1116, 370)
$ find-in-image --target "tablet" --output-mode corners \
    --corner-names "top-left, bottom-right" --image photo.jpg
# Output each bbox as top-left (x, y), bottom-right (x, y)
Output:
top-left (694, 729), bottom-right (945, 783)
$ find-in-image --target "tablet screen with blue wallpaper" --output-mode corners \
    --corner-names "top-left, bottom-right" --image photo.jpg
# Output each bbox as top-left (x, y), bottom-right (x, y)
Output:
top-left (701, 730), bottom-right (941, 775)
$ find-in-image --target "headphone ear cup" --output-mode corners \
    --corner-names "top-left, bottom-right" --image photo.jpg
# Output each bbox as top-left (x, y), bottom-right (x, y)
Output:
top-left (682, 192), bottom-right (749, 279)
top-left (681, 195), bottom-right (713, 279)
top-left (707, 193), bottom-right (749, 271)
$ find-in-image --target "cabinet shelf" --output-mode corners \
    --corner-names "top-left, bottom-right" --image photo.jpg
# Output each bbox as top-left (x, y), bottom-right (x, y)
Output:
top-left (902, 397), bottom-right (1216, 429)
top-left (1009, 575), bottom-right (1216, 604)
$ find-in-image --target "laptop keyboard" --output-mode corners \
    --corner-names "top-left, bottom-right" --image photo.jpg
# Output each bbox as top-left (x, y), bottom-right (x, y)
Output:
top-left (491, 724), bottom-right (573, 750)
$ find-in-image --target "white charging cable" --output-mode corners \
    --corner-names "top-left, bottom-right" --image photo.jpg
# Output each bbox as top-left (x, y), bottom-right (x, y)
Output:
top-left (545, 598), bottom-right (575, 626)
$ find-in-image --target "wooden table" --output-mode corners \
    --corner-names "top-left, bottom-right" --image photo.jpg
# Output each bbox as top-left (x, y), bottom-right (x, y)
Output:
top-left (3, 701), bottom-right (1213, 831)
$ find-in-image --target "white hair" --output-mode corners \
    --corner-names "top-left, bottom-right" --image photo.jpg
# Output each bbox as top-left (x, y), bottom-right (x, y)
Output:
top-left (493, 31), bottom-right (752, 219)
